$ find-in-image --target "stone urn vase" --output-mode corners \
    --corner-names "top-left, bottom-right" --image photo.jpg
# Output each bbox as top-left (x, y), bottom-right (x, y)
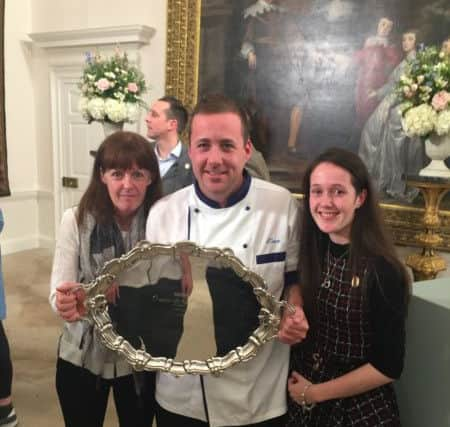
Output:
top-left (419, 133), bottom-right (450, 178)
top-left (103, 121), bottom-right (124, 137)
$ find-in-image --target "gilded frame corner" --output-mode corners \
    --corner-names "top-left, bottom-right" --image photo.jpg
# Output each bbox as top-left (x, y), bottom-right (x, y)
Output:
top-left (0, 0), bottom-right (10, 197)
top-left (165, 0), bottom-right (450, 252)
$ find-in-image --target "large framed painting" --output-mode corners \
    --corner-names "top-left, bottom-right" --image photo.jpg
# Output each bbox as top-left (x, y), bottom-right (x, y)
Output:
top-left (165, 0), bottom-right (450, 250)
top-left (0, 0), bottom-right (9, 197)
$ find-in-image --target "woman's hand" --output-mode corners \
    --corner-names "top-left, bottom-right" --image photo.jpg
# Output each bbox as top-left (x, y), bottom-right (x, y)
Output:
top-left (288, 364), bottom-right (394, 405)
top-left (55, 282), bottom-right (86, 322)
top-left (288, 371), bottom-right (315, 405)
top-left (105, 283), bottom-right (120, 305)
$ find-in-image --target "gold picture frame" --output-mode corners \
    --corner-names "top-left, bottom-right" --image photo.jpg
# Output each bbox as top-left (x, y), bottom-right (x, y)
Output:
top-left (0, 0), bottom-right (10, 197)
top-left (165, 0), bottom-right (450, 251)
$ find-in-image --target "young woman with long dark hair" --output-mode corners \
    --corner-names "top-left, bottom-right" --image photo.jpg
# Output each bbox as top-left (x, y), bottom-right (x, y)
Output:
top-left (287, 147), bottom-right (410, 426)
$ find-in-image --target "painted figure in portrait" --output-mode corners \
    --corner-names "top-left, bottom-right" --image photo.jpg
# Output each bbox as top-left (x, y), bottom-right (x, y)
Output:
top-left (239, 0), bottom-right (311, 157)
top-left (358, 29), bottom-right (423, 203)
top-left (352, 17), bottom-right (400, 129)
top-left (198, 0), bottom-right (450, 203)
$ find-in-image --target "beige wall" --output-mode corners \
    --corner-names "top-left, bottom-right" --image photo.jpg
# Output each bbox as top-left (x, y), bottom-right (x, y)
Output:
top-left (2, 0), bottom-right (40, 252)
top-left (30, 0), bottom-right (167, 102)
top-left (1, 0), bottom-right (167, 253)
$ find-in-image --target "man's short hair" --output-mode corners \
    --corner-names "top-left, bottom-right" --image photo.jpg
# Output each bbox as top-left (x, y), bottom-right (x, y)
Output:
top-left (188, 93), bottom-right (250, 143)
top-left (158, 95), bottom-right (189, 134)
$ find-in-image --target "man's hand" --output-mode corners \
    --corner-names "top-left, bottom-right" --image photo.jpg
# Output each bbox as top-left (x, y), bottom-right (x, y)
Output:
top-left (180, 253), bottom-right (193, 297)
top-left (56, 282), bottom-right (86, 322)
top-left (278, 304), bottom-right (309, 345)
top-left (181, 273), bottom-right (193, 297)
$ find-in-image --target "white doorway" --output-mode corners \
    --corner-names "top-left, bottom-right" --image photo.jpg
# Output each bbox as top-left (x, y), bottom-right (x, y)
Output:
top-left (51, 71), bottom-right (105, 230)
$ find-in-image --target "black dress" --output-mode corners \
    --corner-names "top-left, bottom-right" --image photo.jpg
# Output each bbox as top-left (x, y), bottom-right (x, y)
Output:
top-left (287, 240), bottom-right (406, 426)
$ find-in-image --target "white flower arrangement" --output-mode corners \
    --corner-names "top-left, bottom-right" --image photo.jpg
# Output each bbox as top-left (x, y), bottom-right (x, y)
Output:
top-left (397, 46), bottom-right (450, 138)
top-left (78, 49), bottom-right (147, 124)
top-left (402, 104), bottom-right (437, 137)
top-left (436, 109), bottom-right (450, 135)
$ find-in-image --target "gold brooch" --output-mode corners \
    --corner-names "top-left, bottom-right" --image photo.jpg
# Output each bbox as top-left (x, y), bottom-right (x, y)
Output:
top-left (351, 275), bottom-right (360, 288)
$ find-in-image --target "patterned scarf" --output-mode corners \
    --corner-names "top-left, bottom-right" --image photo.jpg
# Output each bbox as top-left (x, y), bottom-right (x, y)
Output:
top-left (75, 206), bottom-right (147, 376)
top-left (78, 206), bottom-right (146, 284)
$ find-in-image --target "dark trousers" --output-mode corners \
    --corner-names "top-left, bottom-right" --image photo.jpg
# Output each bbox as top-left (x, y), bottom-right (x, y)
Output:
top-left (0, 320), bottom-right (12, 399)
top-left (156, 402), bottom-right (286, 427)
top-left (56, 358), bottom-right (155, 427)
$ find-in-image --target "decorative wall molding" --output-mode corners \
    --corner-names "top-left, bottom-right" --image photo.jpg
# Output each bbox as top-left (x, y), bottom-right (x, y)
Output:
top-left (28, 25), bottom-right (155, 68)
top-left (2, 235), bottom-right (54, 255)
top-left (37, 189), bottom-right (54, 200)
top-left (2, 189), bottom-right (53, 202)
top-left (1, 189), bottom-right (54, 254)
top-left (28, 25), bottom-right (155, 49)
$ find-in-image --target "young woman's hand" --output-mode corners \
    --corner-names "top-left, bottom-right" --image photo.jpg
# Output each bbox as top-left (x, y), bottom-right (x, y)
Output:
top-left (288, 371), bottom-right (315, 405)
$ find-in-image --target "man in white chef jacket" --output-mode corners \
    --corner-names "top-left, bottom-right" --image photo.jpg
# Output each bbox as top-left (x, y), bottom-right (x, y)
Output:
top-left (146, 93), bottom-right (308, 427)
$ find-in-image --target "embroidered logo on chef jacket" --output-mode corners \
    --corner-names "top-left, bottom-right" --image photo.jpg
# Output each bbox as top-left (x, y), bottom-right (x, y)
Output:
top-left (266, 237), bottom-right (281, 244)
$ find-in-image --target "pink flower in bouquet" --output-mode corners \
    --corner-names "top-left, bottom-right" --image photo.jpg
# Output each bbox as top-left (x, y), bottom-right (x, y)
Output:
top-left (127, 82), bottom-right (138, 93)
top-left (431, 90), bottom-right (450, 111)
top-left (96, 78), bottom-right (111, 91)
